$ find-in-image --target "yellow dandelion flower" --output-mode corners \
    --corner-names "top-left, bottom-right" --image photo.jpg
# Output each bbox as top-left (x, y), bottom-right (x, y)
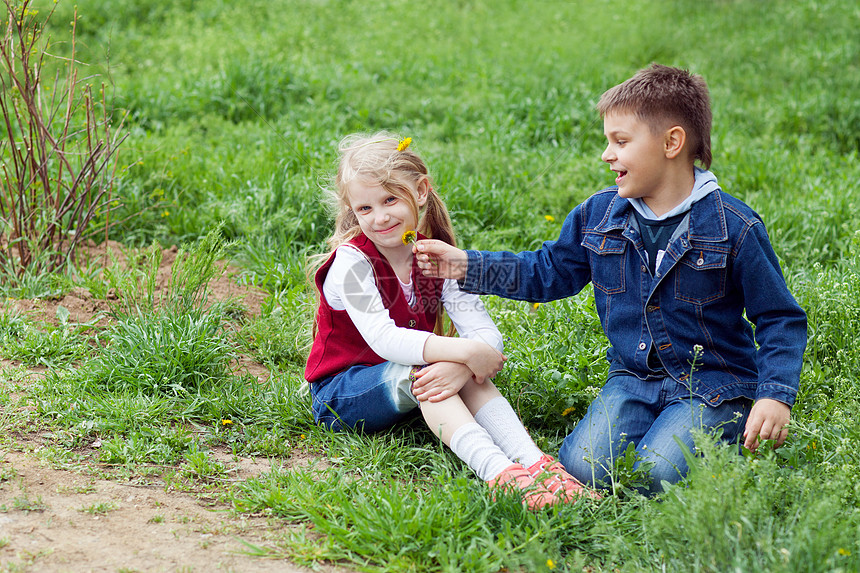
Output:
top-left (544, 215), bottom-right (555, 223)
top-left (838, 548), bottom-right (851, 556)
top-left (546, 559), bottom-right (556, 570)
top-left (300, 434), bottom-right (306, 440)
top-left (221, 419), bottom-right (233, 426)
top-left (562, 407), bottom-right (576, 417)
top-left (532, 302), bottom-right (540, 311)
top-left (161, 210), bottom-right (170, 218)
top-left (397, 137), bottom-right (412, 152)
top-left (402, 230), bottom-right (417, 245)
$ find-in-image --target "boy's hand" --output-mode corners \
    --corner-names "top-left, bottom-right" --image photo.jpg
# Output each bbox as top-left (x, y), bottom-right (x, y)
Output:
top-left (413, 240), bottom-right (468, 280)
top-left (411, 362), bottom-right (474, 402)
top-left (743, 398), bottom-right (790, 452)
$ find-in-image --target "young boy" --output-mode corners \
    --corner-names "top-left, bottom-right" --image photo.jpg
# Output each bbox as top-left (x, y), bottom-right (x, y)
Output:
top-left (414, 64), bottom-right (807, 495)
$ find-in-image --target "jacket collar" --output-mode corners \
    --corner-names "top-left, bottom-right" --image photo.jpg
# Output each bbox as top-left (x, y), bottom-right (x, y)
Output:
top-left (597, 190), bottom-right (728, 243)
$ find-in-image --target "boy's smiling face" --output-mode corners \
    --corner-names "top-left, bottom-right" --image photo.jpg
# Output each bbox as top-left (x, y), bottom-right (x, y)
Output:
top-left (601, 111), bottom-right (677, 209)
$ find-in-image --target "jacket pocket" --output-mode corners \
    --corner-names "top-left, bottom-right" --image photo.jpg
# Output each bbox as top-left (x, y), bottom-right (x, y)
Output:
top-left (674, 248), bottom-right (727, 304)
top-left (582, 233), bottom-right (627, 295)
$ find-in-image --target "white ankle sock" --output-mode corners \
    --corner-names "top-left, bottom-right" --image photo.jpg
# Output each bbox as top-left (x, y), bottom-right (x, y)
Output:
top-left (474, 397), bottom-right (544, 468)
top-left (449, 422), bottom-right (515, 481)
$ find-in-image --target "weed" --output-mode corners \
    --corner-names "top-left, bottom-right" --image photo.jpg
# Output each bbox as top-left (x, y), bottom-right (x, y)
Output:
top-left (0, 304), bottom-right (26, 338)
top-left (78, 501), bottom-right (119, 515)
top-left (56, 482), bottom-right (97, 495)
top-left (98, 427), bottom-right (193, 466)
top-left (182, 442), bottom-right (227, 481)
top-left (1, 320), bottom-right (92, 368)
top-left (6, 494), bottom-right (48, 513)
top-left (91, 309), bottom-right (233, 394)
top-left (0, 465), bottom-right (16, 483)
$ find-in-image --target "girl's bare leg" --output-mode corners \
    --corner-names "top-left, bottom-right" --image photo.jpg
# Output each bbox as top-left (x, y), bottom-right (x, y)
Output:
top-left (419, 393), bottom-right (475, 445)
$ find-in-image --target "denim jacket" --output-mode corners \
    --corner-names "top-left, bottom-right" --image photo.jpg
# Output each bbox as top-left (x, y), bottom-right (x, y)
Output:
top-left (461, 188), bottom-right (807, 407)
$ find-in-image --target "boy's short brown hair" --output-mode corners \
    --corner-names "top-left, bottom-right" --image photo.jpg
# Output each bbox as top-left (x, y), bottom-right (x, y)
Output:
top-left (598, 64), bottom-right (712, 169)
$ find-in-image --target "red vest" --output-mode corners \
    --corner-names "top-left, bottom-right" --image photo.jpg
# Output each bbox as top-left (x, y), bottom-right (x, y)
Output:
top-left (304, 233), bottom-right (443, 382)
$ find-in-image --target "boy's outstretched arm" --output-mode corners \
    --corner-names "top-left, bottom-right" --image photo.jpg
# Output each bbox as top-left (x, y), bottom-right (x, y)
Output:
top-left (743, 398), bottom-right (790, 452)
top-left (414, 240), bottom-right (468, 280)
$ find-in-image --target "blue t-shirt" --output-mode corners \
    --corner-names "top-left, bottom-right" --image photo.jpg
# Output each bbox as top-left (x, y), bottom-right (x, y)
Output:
top-left (633, 210), bottom-right (688, 276)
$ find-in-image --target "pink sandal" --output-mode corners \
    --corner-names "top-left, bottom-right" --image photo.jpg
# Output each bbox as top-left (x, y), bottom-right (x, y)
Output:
top-left (527, 454), bottom-right (602, 501)
top-left (487, 463), bottom-right (559, 510)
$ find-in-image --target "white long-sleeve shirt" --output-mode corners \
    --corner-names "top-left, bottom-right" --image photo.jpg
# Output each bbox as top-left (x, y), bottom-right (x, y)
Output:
top-left (322, 244), bottom-right (503, 366)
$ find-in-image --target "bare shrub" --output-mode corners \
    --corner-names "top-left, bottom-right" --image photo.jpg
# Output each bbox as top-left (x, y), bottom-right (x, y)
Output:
top-left (0, 0), bottom-right (127, 286)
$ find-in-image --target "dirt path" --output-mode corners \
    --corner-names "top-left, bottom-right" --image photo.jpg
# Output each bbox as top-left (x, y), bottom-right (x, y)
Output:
top-left (0, 449), bottom-right (342, 572)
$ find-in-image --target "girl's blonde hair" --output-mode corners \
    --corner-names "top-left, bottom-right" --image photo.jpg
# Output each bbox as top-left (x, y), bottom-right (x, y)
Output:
top-left (311, 132), bottom-right (456, 335)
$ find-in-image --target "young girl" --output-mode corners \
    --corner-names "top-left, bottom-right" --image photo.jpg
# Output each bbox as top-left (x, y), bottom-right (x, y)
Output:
top-left (305, 132), bottom-right (598, 508)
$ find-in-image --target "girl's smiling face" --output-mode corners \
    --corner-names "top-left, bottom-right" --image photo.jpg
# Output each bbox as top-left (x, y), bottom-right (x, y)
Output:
top-left (347, 179), bottom-right (426, 255)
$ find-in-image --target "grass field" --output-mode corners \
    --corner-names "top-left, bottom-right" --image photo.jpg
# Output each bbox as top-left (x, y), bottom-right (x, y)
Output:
top-left (2, 0), bottom-right (860, 571)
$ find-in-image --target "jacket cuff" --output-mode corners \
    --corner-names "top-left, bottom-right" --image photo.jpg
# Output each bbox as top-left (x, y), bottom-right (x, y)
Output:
top-left (458, 250), bottom-right (484, 293)
top-left (755, 383), bottom-right (797, 408)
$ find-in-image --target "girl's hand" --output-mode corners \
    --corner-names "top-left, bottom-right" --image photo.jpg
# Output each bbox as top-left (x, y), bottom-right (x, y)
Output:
top-left (743, 398), bottom-right (790, 452)
top-left (462, 339), bottom-right (506, 384)
top-left (411, 362), bottom-right (474, 402)
top-left (413, 239), bottom-right (468, 280)
top-left (421, 336), bottom-right (505, 385)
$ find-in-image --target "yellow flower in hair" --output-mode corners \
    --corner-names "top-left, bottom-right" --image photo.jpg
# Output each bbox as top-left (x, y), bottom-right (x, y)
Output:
top-left (402, 230), bottom-right (417, 245)
top-left (397, 137), bottom-right (412, 152)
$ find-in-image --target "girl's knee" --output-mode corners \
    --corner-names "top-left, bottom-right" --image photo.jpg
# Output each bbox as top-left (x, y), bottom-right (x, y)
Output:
top-left (459, 379), bottom-right (503, 410)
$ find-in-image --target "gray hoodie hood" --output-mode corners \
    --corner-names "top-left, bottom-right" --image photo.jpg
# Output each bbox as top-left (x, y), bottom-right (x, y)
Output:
top-left (628, 167), bottom-right (721, 221)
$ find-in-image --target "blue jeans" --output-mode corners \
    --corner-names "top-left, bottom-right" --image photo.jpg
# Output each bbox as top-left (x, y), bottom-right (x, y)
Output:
top-left (559, 375), bottom-right (751, 495)
top-left (309, 362), bottom-right (420, 432)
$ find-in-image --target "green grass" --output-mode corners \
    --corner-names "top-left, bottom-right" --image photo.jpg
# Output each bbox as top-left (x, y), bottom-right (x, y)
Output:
top-left (4, 0), bottom-right (859, 570)
top-left (0, 308), bottom-right (93, 368)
